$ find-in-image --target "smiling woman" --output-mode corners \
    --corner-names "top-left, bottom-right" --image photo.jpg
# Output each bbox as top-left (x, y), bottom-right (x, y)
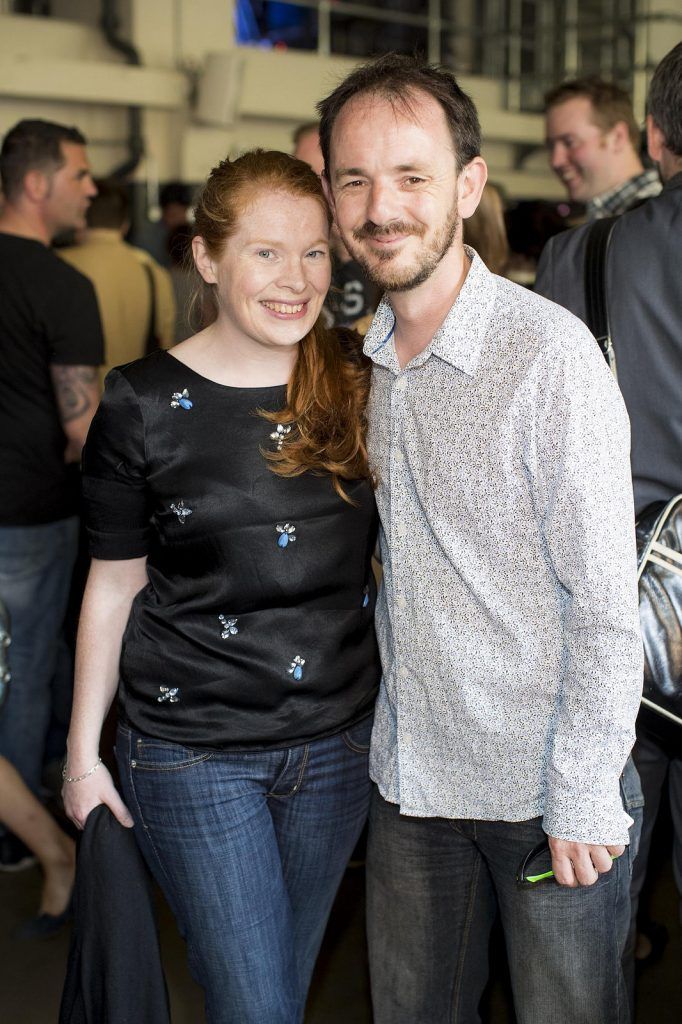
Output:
top-left (61, 150), bottom-right (380, 1024)
top-left (189, 150), bottom-right (372, 500)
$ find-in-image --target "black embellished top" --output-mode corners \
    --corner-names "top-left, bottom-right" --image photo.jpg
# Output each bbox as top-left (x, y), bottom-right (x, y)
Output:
top-left (82, 349), bottom-right (380, 750)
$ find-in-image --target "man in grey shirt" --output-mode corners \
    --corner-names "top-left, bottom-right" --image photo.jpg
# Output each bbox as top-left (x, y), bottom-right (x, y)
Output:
top-left (536, 42), bottom-right (682, 986)
top-left (319, 54), bottom-right (643, 1023)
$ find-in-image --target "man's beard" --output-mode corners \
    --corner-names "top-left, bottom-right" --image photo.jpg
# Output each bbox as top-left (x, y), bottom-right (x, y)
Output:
top-left (344, 198), bottom-right (460, 293)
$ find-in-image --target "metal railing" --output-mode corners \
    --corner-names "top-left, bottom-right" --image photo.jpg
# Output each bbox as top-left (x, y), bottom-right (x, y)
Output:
top-left (236, 0), bottom-right (682, 112)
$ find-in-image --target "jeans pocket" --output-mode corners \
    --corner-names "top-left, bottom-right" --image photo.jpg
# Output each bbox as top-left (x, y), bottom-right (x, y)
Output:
top-left (620, 755), bottom-right (644, 871)
top-left (130, 733), bottom-right (214, 772)
top-left (620, 755), bottom-right (644, 812)
top-left (342, 714), bottom-right (374, 754)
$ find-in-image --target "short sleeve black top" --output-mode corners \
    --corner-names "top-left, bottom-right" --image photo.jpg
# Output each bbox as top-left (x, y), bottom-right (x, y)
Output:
top-left (0, 233), bottom-right (104, 525)
top-left (82, 349), bottom-right (380, 750)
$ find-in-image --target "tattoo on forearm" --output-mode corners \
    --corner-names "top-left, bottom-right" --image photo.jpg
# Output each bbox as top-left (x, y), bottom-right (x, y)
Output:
top-left (50, 365), bottom-right (98, 423)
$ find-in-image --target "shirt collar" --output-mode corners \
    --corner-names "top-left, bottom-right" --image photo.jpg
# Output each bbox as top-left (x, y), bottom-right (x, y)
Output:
top-left (84, 229), bottom-right (123, 243)
top-left (363, 246), bottom-right (498, 377)
top-left (587, 167), bottom-right (660, 218)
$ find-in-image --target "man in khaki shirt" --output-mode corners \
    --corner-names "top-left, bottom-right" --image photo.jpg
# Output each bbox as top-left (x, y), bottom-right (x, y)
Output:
top-left (61, 179), bottom-right (175, 381)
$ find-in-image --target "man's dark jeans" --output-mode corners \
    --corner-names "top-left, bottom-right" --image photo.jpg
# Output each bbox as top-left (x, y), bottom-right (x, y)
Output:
top-left (367, 760), bottom-right (643, 1024)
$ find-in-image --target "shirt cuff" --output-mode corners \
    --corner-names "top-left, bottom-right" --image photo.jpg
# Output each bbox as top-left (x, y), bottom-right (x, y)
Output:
top-left (542, 787), bottom-right (633, 847)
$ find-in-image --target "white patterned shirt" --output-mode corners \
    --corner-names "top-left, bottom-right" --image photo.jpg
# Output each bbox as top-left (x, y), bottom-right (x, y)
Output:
top-left (365, 248), bottom-right (643, 846)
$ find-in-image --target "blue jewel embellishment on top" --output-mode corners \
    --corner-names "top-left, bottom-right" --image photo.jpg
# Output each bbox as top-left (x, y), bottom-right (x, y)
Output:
top-left (219, 615), bottom-right (239, 638)
top-left (362, 586), bottom-right (370, 608)
top-left (170, 500), bottom-right (192, 524)
top-left (157, 686), bottom-right (180, 703)
top-left (270, 423), bottom-right (292, 451)
top-left (276, 523), bottom-right (296, 548)
top-left (170, 388), bottom-right (193, 410)
top-left (288, 655), bottom-right (305, 681)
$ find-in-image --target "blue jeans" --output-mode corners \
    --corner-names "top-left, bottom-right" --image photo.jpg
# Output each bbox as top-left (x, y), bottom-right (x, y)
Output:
top-left (0, 518), bottom-right (78, 794)
top-left (116, 717), bottom-right (373, 1024)
top-left (367, 759), bottom-right (643, 1024)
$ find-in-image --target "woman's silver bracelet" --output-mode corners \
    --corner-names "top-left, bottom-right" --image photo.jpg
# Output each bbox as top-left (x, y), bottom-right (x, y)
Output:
top-left (62, 757), bottom-right (103, 784)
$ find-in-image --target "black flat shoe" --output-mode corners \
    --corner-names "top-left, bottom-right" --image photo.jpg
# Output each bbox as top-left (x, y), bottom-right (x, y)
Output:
top-left (15, 900), bottom-right (72, 940)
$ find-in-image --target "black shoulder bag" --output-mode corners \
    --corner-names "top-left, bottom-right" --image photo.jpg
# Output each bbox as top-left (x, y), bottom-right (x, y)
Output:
top-left (585, 218), bottom-right (682, 729)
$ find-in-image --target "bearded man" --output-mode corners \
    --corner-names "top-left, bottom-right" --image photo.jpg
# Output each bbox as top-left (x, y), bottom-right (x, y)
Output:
top-left (319, 53), bottom-right (644, 1024)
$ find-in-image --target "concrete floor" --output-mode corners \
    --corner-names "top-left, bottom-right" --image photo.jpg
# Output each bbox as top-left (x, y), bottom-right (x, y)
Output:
top-left (1, 832), bottom-right (680, 1023)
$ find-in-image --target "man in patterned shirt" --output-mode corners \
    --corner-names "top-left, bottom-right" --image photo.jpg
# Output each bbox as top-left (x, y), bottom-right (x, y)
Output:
top-left (319, 54), bottom-right (643, 1023)
top-left (545, 76), bottom-right (661, 219)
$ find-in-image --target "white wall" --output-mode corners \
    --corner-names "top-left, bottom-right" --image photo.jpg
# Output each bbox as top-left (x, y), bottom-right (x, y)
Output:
top-left (0, 0), bottom-right (564, 199)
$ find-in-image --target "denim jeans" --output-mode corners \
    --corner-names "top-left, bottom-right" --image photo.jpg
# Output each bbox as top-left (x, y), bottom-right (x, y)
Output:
top-left (0, 518), bottom-right (78, 794)
top-left (116, 716), bottom-right (373, 1024)
top-left (367, 759), bottom-right (643, 1024)
top-left (626, 724), bottom-right (682, 1012)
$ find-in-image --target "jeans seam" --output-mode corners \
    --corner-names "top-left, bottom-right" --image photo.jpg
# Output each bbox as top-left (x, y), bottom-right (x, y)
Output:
top-left (450, 846), bottom-right (481, 1023)
top-left (341, 716), bottom-right (373, 754)
top-left (611, 854), bottom-right (625, 1023)
top-left (267, 748), bottom-right (292, 797)
top-left (122, 731), bottom-right (181, 902)
top-left (131, 752), bottom-right (213, 772)
top-left (269, 744), bottom-right (310, 800)
top-left (342, 733), bottom-right (371, 754)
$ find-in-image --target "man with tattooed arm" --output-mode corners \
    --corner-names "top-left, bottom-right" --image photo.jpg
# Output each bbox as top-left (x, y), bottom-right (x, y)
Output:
top-left (0, 119), bottom-right (103, 869)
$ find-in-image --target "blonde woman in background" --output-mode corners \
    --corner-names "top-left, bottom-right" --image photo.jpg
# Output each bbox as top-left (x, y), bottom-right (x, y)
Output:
top-left (464, 182), bottom-right (511, 277)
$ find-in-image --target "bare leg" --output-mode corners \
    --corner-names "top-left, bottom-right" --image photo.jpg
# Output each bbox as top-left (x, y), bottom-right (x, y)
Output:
top-left (0, 755), bottom-right (75, 915)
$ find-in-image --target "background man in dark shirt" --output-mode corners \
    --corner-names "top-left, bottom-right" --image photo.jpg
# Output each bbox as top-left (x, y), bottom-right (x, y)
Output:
top-left (535, 42), bottom-right (682, 994)
top-left (0, 119), bottom-right (104, 869)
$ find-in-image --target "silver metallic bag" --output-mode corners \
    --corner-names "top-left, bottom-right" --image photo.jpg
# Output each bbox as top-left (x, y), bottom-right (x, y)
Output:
top-left (0, 598), bottom-right (10, 710)
top-left (636, 496), bottom-right (682, 728)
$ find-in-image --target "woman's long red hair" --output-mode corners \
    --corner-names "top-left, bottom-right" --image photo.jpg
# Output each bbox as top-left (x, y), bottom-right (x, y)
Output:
top-left (192, 150), bottom-right (373, 501)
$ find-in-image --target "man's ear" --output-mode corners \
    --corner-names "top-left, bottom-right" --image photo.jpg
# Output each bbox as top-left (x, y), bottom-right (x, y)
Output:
top-left (646, 114), bottom-right (665, 164)
top-left (605, 119), bottom-right (631, 153)
top-left (192, 236), bottom-right (217, 284)
top-left (458, 157), bottom-right (488, 220)
top-left (23, 169), bottom-right (50, 203)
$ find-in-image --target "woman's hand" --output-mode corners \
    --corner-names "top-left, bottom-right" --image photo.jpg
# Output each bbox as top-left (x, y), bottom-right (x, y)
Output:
top-left (62, 762), bottom-right (134, 831)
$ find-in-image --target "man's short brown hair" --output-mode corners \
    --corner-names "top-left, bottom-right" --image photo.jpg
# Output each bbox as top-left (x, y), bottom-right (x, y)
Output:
top-left (292, 122), bottom-right (319, 149)
top-left (544, 76), bottom-right (640, 149)
top-left (317, 52), bottom-right (481, 175)
top-left (87, 179), bottom-right (129, 230)
top-left (0, 119), bottom-right (86, 202)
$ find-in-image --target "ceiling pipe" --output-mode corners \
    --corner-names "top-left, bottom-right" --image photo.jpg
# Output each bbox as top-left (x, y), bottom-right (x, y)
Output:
top-left (100, 0), bottom-right (144, 178)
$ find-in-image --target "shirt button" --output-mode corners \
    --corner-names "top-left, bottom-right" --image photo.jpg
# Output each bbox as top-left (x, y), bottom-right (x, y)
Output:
top-left (396, 596), bottom-right (407, 610)
top-left (395, 377), bottom-right (408, 392)
top-left (398, 666), bottom-right (409, 680)
top-left (393, 450), bottom-right (405, 464)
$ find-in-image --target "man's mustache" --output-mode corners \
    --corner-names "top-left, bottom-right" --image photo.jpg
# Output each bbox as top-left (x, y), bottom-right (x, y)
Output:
top-left (352, 220), bottom-right (425, 241)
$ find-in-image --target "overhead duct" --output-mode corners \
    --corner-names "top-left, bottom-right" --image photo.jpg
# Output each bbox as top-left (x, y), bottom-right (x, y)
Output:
top-left (195, 51), bottom-right (244, 129)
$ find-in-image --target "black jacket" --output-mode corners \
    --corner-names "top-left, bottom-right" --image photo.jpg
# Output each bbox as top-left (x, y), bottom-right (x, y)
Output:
top-left (535, 173), bottom-right (682, 515)
top-left (59, 805), bottom-right (170, 1024)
